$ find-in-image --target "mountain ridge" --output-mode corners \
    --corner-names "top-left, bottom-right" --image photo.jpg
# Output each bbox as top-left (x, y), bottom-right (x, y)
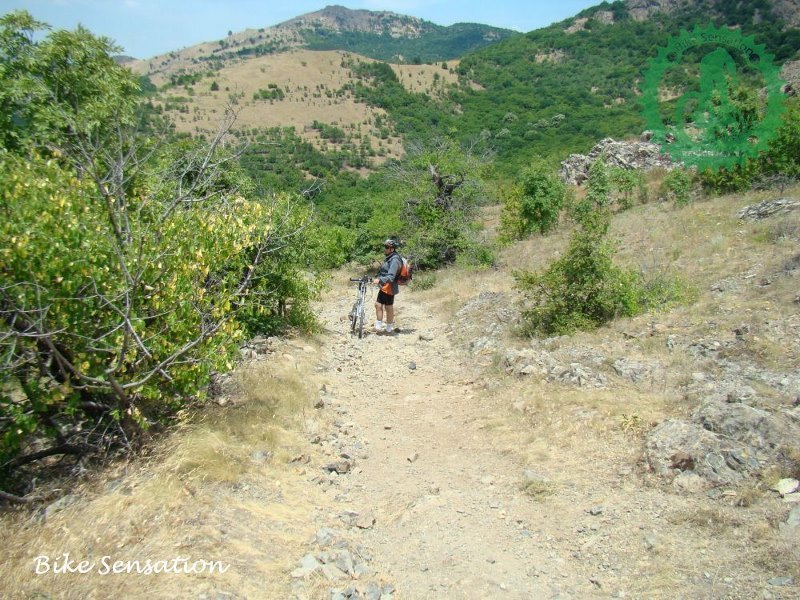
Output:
top-left (130, 4), bottom-right (513, 76)
top-left (129, 0), bottom-right (800, 182)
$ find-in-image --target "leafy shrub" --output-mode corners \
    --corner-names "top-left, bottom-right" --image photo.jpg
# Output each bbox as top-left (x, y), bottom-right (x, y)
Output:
top-left (499, 161), bottom-right (565, 242)
top-left (571, 158), bottom-right (611, 225)
top-left (700, 98), bottom-right (800, 194)
top-left (411, 272), bottom-right (437, 291)
top-left (0, 13), bottom-right (324, 490)
top-left (660, 168), bottom-right (694, 205)
top-left (516, 159), bottom-right (693, 337)
top-left (392, 137), bottom-right (492, 269)
top-left (609, 167), bottom-right (642, 210)
top-left (515, 213), bottom-right (643, 336)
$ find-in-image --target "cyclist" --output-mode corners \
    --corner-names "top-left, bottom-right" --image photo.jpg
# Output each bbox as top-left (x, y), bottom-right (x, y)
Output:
top-left (372, 238), bottom-right (402, 333)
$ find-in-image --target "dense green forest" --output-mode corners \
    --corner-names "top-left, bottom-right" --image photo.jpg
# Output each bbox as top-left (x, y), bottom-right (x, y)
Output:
top-left (330, 0), bottom-right (800, 174)
top-left (303, 22), bottom-right (516, 63)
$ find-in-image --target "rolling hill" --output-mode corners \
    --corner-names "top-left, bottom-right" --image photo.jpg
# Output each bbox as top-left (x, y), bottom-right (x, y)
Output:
top-left (129, 0), bottom-right (800, 184)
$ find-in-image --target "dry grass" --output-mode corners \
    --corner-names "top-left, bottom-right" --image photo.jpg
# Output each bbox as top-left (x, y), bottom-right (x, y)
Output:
top-left (134, 49), bottom-right (465, 165)
top-left (153, 49), bottom-right (405, 161)
top-left (390, 61), bottom-right (460, 98)
top-left (0, 343), bottom-right (330, 599)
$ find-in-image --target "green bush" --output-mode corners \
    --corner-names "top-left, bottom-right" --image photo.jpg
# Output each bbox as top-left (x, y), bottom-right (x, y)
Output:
top-left (571, 158), bottom-right (611, 225)
top-left (516, 158), bottom-right (693, 337)
top-left (411, 272), bottom-right (437, 291)
top-left (393, 137), bottom-right (492, 269)
top-left (515, 212), bottom-right (643, 336)
top-left (699, 98), bottom-right (800, 195)
top-left (499, 161), bottom-right (565, 242)
top-left (609, 167), bottom-right (642, 211)
top-left (660, 168), bottom-right (694, 205)
top-left (0, 13), bottom-right (324, 490)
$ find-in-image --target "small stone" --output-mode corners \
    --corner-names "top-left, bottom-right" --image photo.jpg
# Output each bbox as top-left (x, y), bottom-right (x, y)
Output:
top-left (321, 563), bottom-right (347, 581)
top-left (334, 550), bottom-right (355, 575)
top-left (673, 472), bottom-right (706, 494)
top-left (523, 470), bottom-right (549, 484)
top-left (44, 494), bottom-right (77, 519)
top-left (643, 533), bottom-right (659, 551)
top-left (363, 582), bottom-right (382, 600)
top-left (784, 506), bottom-right (800, 530)
top-left (407, 451), bottom-right (419, 463)
top-left (589, 506), bottom-right (603, 516)
top-left (419, 332), bottom-right (435, 341)
top-left (355, 510), bottom-right (376, 529)
top-left (353, 563), bottom-right (371, 578)
top-left (768, 576), bottom-right (794, 587)
top-left (408, 362), bottom-right (417, 370)
top-left (772, 478), bottom-right (800, 496)
top-left (250, 450), bottom-right (272, 464)
top-left (314, 528), bottom-right (337, 547)
top-left (324, 459), bottom-right (353, 475)
top-left (291, 554), bottom-right (321, 579)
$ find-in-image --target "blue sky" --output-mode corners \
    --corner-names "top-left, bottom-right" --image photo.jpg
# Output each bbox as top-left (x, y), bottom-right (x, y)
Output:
top-left (0, 0), bottom-right (601, 59)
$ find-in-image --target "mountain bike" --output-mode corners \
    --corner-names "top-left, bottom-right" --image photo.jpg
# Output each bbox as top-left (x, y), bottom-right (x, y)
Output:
top-left (348, 276), bottom-right (370, 338)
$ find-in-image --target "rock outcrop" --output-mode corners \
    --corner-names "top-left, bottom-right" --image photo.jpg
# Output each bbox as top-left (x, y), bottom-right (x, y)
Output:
top-left (738, 197), bottom-right (800, 221)
top-left (559, 137), bottom-right (677, 185)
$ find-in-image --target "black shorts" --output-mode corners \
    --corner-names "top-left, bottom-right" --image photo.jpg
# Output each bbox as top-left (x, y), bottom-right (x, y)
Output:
top-left (376, 290), bottom-right (395, 306)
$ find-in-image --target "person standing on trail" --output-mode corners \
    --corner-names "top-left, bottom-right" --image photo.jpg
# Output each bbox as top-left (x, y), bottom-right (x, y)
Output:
top-left (373, 238), bottom-right (402, 334)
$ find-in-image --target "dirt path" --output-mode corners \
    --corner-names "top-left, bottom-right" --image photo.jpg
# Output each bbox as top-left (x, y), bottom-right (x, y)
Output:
top-left (311, 284), bottom-right (600, 599)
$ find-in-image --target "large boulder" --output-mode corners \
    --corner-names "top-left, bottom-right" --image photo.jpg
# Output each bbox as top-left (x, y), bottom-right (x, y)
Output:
top-left (559, 136), bottom-right (677, 185)
top-left (645, 419), bottom-right (745, 484)
top-left (646, 400), bottom-right (800, 487)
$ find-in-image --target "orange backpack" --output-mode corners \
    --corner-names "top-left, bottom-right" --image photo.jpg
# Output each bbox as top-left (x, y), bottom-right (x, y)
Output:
top-left (396, 256), bottom-right (412, 285)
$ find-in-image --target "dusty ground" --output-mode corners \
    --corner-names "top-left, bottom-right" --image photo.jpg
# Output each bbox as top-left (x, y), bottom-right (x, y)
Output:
top-left (303, 258), bottom-right (799, 600)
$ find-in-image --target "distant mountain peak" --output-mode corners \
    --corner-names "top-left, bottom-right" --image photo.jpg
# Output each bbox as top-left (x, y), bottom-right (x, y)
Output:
top-left (277, 5), bottom-right (431, 38)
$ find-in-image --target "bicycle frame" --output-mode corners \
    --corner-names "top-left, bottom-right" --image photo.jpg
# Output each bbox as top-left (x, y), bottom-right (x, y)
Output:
top-left (348, 277), bottom-right (369, 338)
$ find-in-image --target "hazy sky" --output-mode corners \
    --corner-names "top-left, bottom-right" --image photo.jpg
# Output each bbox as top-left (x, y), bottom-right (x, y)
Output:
top-left (0, 0), bottom-right (601, 59)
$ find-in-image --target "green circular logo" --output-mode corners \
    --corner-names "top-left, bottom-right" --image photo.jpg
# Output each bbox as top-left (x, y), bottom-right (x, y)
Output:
top-left (642, 25), bottom-right (785, 170)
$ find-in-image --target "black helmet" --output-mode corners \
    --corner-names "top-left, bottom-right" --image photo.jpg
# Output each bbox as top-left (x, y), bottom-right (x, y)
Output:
top-left (382, 238), bottom-right (398, 248)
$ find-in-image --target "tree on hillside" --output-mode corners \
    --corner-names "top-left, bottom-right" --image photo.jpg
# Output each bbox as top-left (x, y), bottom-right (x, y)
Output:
top-left (0, 12), bottom-right (320, 497)
top-left (385, 136), bottom-right (493, 268)
top-left (499, 160), bottom-right (566, 242)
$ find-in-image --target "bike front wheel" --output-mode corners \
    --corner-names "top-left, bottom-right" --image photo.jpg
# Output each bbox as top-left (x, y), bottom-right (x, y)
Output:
top-left (357, 302), bottom-right (365, 338)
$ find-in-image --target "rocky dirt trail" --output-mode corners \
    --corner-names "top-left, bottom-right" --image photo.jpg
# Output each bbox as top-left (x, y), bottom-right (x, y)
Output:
top-left (302, 283), bottom-right (603, 599)
top-left (294, 262), bottom-right (800, 600)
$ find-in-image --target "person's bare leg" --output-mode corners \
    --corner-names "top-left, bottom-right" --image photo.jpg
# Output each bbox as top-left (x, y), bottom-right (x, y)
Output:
top-left (385, 305), bottom-right (395, 332)
top-left (374, 302), bottom-right (385, 330)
